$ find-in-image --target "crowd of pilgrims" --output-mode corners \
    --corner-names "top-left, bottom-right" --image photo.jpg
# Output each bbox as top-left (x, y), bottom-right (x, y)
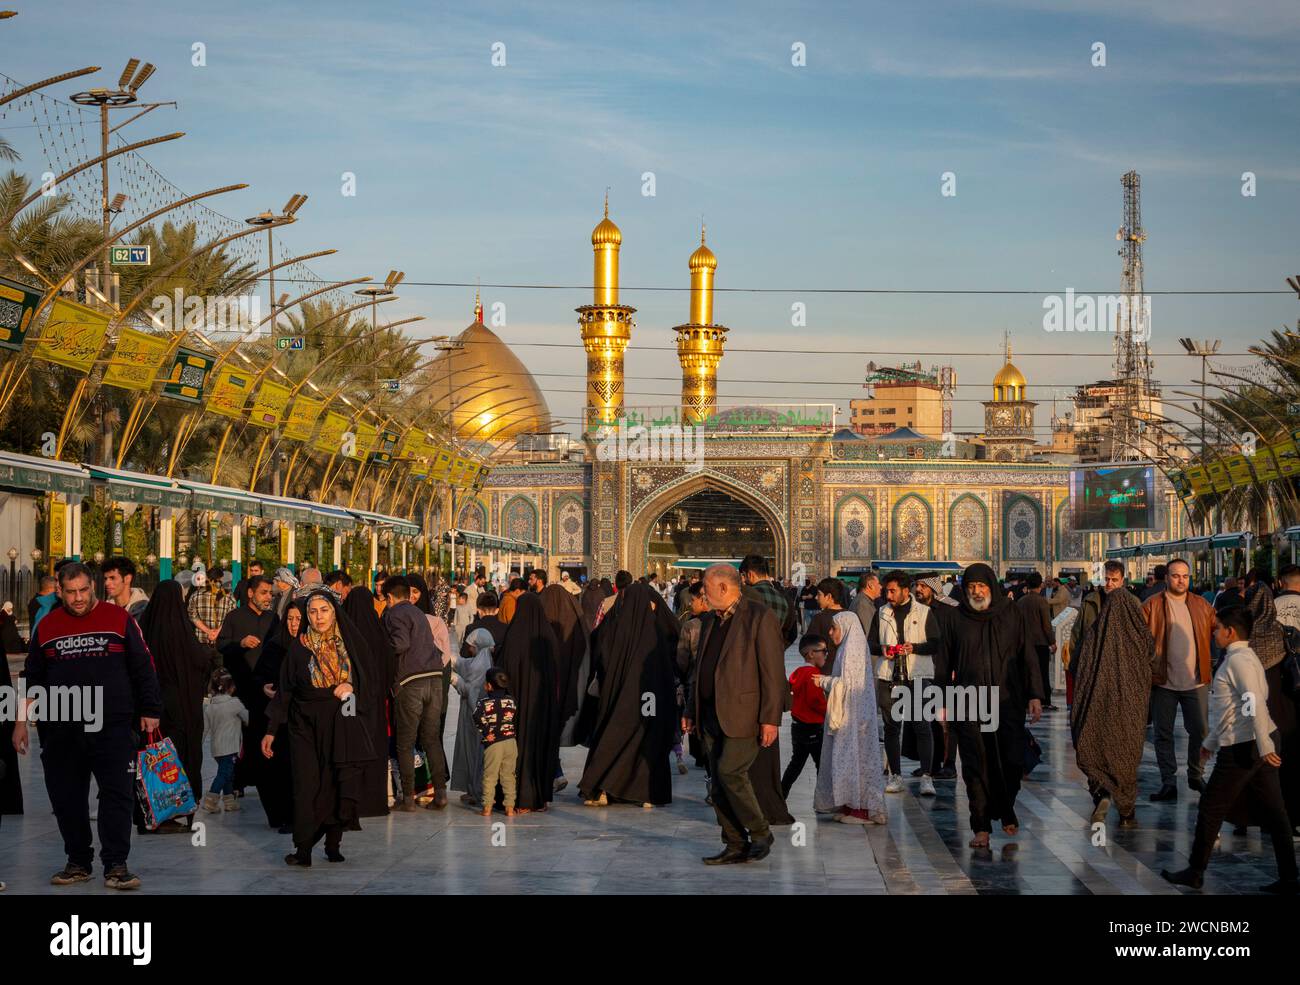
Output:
top-left (1, 551), bottom-right (1297, 890)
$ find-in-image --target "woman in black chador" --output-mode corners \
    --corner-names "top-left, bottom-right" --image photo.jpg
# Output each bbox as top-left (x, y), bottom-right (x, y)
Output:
top-left (250, 600), bottom-right (303, 833)
top-left (493, 592), bottom-right (561, 812)
top-left (137, 580), bottom-right (211, 822)
top-left (578, 582), bottom-right (679, 806)
top-left (262, 588), bottom-right (375, 866)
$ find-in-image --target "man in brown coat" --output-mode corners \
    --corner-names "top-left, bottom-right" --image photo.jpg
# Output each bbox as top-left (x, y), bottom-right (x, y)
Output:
top-left (684, 563), bottom-right (787, 865)
top-left (1140, 557), bottom-right (1215, 801)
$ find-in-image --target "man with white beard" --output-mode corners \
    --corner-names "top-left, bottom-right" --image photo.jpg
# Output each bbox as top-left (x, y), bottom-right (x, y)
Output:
top-left (934, 563), bottom-right (1043, 849)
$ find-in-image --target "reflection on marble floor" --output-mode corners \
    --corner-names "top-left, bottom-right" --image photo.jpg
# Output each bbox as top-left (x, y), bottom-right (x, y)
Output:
top-left (1, 646), bottom-right (1292, 895)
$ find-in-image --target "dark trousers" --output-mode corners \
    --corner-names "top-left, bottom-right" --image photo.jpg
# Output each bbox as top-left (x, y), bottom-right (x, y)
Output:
top-left (395, 675), bottom-right (447, 796)
top-left (877, 677), bottom-right (933, 775)
top-left (781, 719), bottom-right (823, 797)
top-left (40, 722), bottom-right (136, 870)
top-left (209, 754), bottom-right (237, 795)
top-left (1189, 737), bottom-right (1296, 880)
top-left (296, 823), bottom-right (343, 856)
top-left (1035, 645), bottom-right (1053, 704)
top-left (701, 705), bottom-right (769, 849)
top-left (1151, 685), bottom-right (1208, 786)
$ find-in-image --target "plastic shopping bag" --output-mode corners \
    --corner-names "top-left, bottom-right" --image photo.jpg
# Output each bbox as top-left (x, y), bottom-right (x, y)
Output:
top-left (135, 731), bottom-right (197, 830)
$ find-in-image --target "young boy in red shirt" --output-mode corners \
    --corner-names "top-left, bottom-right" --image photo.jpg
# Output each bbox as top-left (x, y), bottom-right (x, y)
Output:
top-left (781, 633), bottom-right (829, 797)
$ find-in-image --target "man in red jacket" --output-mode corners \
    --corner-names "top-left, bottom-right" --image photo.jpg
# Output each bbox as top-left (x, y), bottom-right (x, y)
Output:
top-left (12, 562), bottom-right (161, 890)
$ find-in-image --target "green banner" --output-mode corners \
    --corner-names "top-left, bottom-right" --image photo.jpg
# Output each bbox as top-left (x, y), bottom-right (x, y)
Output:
top-left (162, 347), bottom-right (215, 403)
top-left (0, 275), bottom-right (41, 352)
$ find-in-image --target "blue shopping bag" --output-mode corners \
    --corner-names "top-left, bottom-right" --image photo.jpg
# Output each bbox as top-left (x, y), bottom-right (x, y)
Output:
top-left (135, 731), bottom-right (197, 830)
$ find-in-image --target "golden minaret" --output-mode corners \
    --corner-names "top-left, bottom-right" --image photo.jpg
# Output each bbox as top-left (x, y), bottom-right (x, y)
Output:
top-left (577, 193), bottom-right (636, 427)
top-left (675, 223), bottom-right (727, 423)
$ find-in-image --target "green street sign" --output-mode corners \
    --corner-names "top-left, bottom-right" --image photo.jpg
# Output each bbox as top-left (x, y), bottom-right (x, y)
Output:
top-left (110, 245), bottom-right (151, 266)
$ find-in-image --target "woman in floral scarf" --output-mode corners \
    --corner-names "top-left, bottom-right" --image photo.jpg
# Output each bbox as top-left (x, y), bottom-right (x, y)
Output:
top-left (262, 588), bottom-right (376, 867)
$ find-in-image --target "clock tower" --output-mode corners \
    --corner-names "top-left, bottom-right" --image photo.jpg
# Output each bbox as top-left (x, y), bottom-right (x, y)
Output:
top-left (982, 334), bottom-right (1037, 461)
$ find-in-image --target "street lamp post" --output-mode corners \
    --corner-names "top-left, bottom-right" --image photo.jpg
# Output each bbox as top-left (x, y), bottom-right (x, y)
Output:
top-left (435, 334), bottom-right (466, 576)
top-left (1179, 338), bottom-right (1222, 540)
top-left (70, 58), bottom-right (161, 305)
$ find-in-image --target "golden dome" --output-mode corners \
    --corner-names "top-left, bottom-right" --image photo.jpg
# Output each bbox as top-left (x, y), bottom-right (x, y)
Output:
top-left (689, 231), bottom-right (716, 271)
top-left (591, 216), bottom-right (621, 246)
top-left (427, 319), bottom-right (551, 442)
top-left (591, 193), bottom-right (621, 246)
top-left (993, 361), bottom-right (1026, 388)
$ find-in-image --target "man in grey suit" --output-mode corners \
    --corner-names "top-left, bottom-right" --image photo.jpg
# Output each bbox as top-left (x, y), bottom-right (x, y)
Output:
top-left (684, 563), bottom-right (787, 865)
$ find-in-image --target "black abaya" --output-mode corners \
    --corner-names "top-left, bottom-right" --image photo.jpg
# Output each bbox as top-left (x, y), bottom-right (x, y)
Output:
top-left (0, 651), bottom-right (22, 816)
top-left (578, 583), bottom-right (678, 805)
top-left (216, 602), bottom-right (278, 808)
top-left (138, 581), bottom-right (210, 805)
top-left (936, 563), bottom-right (1043, 834)
top-left (340, 587), bottom-right (396, 817)
top-left (540, 583), bottom-right (588, 746)
top-left (493, 592), bottom-right (561, 810)
top-left (249, 605), bottom-right (300, 829)
top-left (266, 591), bottom-right (375, 853)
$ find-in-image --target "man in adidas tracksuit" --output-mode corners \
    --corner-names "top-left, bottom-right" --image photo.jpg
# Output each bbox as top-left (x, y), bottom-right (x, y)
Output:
top-left (12, 561), bottom-right (161, 890)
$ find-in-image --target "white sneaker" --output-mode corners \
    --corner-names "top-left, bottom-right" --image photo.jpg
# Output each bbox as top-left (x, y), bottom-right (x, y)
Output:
top-left (919, 776), bottom-right (936, 797)
top-left (885, 775), bottom-right (903, 794)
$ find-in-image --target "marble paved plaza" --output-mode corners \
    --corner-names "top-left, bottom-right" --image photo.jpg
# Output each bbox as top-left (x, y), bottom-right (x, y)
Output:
top-left (2, 648), bottom-right (1292, 895)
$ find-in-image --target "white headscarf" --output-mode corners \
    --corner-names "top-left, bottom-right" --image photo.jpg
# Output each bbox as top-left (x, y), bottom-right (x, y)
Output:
top-left (831, 609), bottom-right (871, 692)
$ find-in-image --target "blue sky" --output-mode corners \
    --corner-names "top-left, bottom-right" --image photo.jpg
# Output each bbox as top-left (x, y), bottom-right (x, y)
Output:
top-left (3, 0), bottom-right (1297, 435)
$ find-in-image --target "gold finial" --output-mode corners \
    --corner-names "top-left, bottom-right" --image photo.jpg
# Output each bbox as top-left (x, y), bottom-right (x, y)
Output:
top-left (1004, 330), bottom-right (1012, 363)
top-left (473, 280), bottom-right (483, 324)
top-left (701, 217), bottom-right (706, 244)
top-left (604, 188), bottom-right (609, 218)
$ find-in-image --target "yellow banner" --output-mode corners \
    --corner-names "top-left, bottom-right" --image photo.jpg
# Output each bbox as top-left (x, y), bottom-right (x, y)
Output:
top-left (102, 326), bottom-right (171, 391)
top-left (1252, 447), bottom-right (1279, 483)
top-left (430, 447), bottom-right (453, 482)
top-left (1224, 454), bottom-right (1253, 487)
top-left (448, 455), bottom-right (469, 487)
top-left (207, 366), bottom-right (254, 420)
top-left (33, 297), bottom-right (110, 373)
top-left (1185, 465), bottom-right (1212, 496)
top-left (350, 422), bottom-right (377, 462)
top-left (1206, 460), bottom-right (1231, 493)
top-left (248, 380), bottom-right (292, 429)
top-left (313, 411), bottom-right (349, 455)
top-left (460, 461), bottom-right (481, 489)
top-left (282, 395), bottom-right (324, 442)
top-left (1271, 439), bottom-right (1300, 478)
top-left (48, 498), bottom-right (66, 558)
top-left (398, 429), bottom-right (425, 460)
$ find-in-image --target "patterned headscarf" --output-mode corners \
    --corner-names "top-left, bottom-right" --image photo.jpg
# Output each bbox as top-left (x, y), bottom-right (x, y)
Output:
top-left (1244, 582), bottom-right (1286, 670)
top-left (302, 588), bottom-right (352, 687)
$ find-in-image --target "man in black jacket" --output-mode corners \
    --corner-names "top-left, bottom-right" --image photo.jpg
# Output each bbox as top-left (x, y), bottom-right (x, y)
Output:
top-left (683, 564), bottom-right (787, 865)
top-left (13, 562), bottom-right (161, 890)
top-left (1017, 572), bottom-right (1057, 710)
top-left (383, 575), bottom-right (448, 810)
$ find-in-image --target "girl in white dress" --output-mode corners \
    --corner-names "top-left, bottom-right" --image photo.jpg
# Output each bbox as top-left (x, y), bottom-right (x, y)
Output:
top-left (814, 610), bottom-right (887, 823)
